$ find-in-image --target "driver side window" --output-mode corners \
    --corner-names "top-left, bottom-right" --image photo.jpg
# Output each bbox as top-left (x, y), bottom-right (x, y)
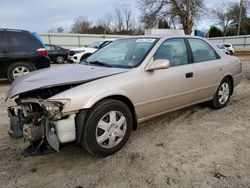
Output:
top-left (153, 38), bottom-right (188, 67)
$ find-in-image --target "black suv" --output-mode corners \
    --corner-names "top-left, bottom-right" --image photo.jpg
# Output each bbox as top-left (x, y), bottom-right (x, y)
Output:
top-left (0, 29), bottom-right (50, 82)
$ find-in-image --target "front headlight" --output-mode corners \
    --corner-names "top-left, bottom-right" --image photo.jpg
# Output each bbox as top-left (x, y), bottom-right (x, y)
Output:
top-left (44, 99), bottom-right (71, 118)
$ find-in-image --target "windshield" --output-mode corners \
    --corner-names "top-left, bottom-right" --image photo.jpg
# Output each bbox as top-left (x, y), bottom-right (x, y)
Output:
top-left (85, 38), bottom-right (157, 68)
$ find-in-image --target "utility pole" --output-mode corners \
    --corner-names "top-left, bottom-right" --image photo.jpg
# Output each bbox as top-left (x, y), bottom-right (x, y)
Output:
top-left (237, 0), bottom-right (243, 36)
top-left (187, 0), bottom-right (190, 35)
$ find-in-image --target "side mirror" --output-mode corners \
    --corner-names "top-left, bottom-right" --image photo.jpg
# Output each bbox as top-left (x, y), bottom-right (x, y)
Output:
top-left (146, 59), bottom-right (170, 71)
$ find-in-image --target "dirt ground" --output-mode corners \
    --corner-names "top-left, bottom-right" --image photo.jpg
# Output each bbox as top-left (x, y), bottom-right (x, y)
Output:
top-left (0, 59), bottom-right (250, 188)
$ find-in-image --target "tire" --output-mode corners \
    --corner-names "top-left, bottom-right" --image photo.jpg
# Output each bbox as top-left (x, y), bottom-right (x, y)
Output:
top-left (81, 99), bottom-right (133, 157)
top-left (56, 56), bottom-right (65, 64)
top-left (7, 62), bottom-right (34, 82)
top-left (209, 77), bottom-right (232, 109)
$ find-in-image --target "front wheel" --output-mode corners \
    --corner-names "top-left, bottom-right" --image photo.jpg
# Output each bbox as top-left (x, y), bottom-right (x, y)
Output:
top-left (209, 77), bottom-right (232, 109)
top-left (81, 99), bottom-right (133, 157)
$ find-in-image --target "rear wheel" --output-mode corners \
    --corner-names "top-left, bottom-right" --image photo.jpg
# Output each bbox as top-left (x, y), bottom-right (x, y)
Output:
top-left (7, 63), bottom-right (34, 82)
top-left (81, 99), bottom-right (132, 157)
top-left (209, 77), bottom-right (232, 109)
top-left (56, 56), bottom-right (65, 64)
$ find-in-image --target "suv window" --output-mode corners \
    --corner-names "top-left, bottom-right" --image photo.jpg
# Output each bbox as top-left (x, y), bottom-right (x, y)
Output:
top-left (0, 32), bottom-right (10, 51)
top-left (6, 31), bottom-right (42, 52)
top-left (153, 38), bottom-right (188, 66)
top-left (188, 38), bottom-right (217, 63)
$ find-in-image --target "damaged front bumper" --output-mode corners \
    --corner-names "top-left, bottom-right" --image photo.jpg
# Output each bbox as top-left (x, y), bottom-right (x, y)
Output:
top-left (8, 98), bottom-right (78, 153)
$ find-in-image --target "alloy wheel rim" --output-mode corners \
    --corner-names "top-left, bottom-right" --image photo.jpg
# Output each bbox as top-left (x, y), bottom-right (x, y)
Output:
top-left (57, 57), bottom-right (64, 63)
top-left (218, 82), bottom-right (230, 105)
top-left (13, 67), bottom-right (29, 79)
top-left (95, 111), bottom-right (127, 149)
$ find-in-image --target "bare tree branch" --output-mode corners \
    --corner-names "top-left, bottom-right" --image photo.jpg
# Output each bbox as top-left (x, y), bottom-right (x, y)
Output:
top-left (138, 0), bottom-right (204, 34)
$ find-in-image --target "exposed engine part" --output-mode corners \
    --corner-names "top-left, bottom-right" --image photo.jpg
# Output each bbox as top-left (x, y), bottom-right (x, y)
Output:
top-left (21, 139), bottom-right (55, 157)
top-left (46, 119), bottom-right (60, 152)
top-left (23, 123), bottom-right (45, 142)
top-left (18, 84), bottom-right (80, 99)
top-left (8, 95), bottom-right (78, 154)
top-left (9, 116), bottom-right (23, 139)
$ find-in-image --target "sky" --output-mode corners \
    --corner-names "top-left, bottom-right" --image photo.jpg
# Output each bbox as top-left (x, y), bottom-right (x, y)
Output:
top-left (0, 0), bottom-right (243, 33)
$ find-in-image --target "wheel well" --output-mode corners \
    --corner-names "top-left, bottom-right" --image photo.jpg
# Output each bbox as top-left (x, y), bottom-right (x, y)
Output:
top-left (224, 75), bottom-right (234, 95)
top-left (5, 62), bottom-right (35, 77)
top-left (101, 95), bottom-right (138, 131)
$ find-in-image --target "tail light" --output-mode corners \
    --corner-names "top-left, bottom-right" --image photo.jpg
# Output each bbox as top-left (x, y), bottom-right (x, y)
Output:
top-left (37, 48), bottom-right (48, 56)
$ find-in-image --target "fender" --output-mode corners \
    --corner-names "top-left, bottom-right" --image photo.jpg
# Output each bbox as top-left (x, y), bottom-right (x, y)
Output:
top-left (82, 89), bottom-right (132, 109)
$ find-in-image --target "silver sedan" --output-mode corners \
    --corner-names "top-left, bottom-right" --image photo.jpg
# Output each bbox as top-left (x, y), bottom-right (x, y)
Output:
top-left (7, 35), bottom-right (243, 156)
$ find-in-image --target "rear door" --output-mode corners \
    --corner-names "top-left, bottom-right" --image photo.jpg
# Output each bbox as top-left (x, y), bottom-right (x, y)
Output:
top-left (46, 45), bottom-right (57, 60)
top-left (0, 31), bottom-right (12, 78)
top-left (187, 38), bottom-right (223, 102)
top-left (6, 31), bottom-right (42, 61)
top-left (142, 38), bottom-right (195, 118)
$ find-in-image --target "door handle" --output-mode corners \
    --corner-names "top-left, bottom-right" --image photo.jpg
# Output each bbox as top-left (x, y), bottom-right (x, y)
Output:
top-left (186, 72), bottom-right (193, 78)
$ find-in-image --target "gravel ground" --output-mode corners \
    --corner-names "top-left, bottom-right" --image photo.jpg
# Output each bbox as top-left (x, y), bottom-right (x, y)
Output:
top-left (0, 59), bottom-right (250, 188)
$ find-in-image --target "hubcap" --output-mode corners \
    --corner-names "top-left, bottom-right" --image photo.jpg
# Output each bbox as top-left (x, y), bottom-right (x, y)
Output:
top-left (96, 111), bottom-right (127, 149)
top-left (13, 66), bottom-right (29, 79)
top-left (218, 82), bottom-right (230, 105)
top-left (57, 57), bottom-right (64, 63)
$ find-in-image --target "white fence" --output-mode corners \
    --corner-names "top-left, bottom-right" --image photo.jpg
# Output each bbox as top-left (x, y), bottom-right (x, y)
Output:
top-left (39, 33), bottom-right (126, 49)
top-left (39, 33), bottom-right (250, 50)
top-left (208, 35), bottom-right (250, 49)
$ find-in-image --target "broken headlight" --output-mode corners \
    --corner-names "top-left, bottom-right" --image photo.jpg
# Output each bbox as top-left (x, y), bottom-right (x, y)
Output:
top-left (44, 99), bottom-right (71, 119)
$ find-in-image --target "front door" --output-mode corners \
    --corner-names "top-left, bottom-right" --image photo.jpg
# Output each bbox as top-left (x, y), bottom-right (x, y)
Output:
top-left (142, 38), bottom-right (195, 119)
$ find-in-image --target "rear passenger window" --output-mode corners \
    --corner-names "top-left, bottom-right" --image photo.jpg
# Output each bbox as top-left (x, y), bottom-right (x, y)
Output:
top-left (188, 39), bottom-right (217, 63)
top-left (153, 38), bottom-right (188, 67)
top-left (6, 32), bottom-right (42, 52)
top-left (0, 32), bottom-right (9, 51)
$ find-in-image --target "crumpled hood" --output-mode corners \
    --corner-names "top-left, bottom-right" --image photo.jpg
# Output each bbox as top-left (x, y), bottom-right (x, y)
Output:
top-left (7, 64), bottom-right (127, 98)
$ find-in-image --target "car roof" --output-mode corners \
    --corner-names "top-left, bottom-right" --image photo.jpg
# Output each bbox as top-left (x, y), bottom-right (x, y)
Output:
top-left (0, 28), bottom-right (29, 33)
top-left (117, 35), bottom-right (205, 40)
top-left (97, 38), bottom-right (117, 42)
top-left (45, 44), bottom-right (58, 47)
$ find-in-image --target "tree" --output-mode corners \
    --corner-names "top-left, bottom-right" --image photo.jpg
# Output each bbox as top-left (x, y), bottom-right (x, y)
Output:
top-left (213, 7), bottom-right (232, 36)
top-left (123, 5), bottom-right (135, 31)
top-left (113, 4), bottom-right (136, 34)
top-left (71, 16), bottom-right (91, 33)
top-left (208, 26), bottom-right (222, 37)
top-left (213, 2), bottom-right (250, 36)
top-left (57, 26), bottom-right (64, 33)
top-left (114, 5), bottom-right (124, 32)
top-left (98, 13), bottom-right (113, 34)
top-left (138, 0), bottom-right (204, 34)
top-left (158, 19), bottom-right (170, 29)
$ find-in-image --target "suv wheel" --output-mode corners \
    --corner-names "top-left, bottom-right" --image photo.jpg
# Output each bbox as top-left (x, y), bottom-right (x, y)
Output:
top-left (7, 63), bottom-right (34, 82)
top-left (81, 99), bottom-right (132, 157)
